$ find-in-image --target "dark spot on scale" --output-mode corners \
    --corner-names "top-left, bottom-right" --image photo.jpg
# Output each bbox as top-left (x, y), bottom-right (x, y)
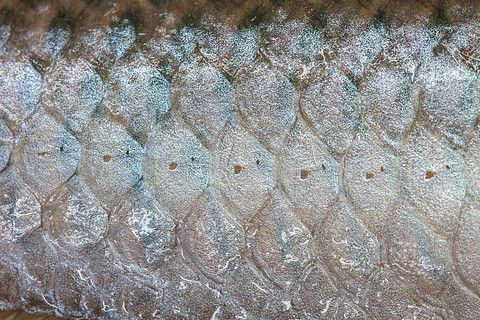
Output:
top-left (191, 156), bottom-right (195, 162)
top-left (321, 164), bottom-right (326, 171)
top-left (300, 169), bottom-right (309, 179)
top-left (425, 170), bottom-right (435, 180)
top-left (169, 162), bottom-right (177, 170)
top-left (445, 165), bottom-right (450, 170)
top-left (234, 165), bottom-right (242, 174)
top-left (366, 172), bottom-right (374, 180)
top-left (256, 159), bottom-right (260, 165)
top-left (380, 166), bottom-right (384, 172)
top-left (103, 155), bottom-right (112, 163)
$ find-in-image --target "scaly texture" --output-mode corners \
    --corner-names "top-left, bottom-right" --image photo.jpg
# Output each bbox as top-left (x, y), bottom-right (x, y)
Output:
top-left (1, 1), bottom-right (480, 319)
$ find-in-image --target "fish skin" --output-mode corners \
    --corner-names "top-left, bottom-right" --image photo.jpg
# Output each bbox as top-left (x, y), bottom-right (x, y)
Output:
top-left (0, 2), bottom-right (480, 319)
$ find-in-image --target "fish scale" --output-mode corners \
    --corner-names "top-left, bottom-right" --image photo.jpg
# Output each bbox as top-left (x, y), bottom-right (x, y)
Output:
top-left (0, 1), bottom-right (480, 319)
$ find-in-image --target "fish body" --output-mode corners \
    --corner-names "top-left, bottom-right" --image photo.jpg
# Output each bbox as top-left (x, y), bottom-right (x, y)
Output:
top-left (0, 1), bottom-right (480, 319)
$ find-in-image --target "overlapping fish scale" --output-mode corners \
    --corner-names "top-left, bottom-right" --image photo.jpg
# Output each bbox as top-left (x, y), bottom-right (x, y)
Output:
top-left (279, 120), bottom-right (341, 233)
top-left (78, 117), bottom-right (144, 211)
top-left (105, 54), bottom-right (170, 142)
top-left (343, 126), bottom-right (401, 235)
top-left (211, 121), bottom-right (275, 225)
top-left (0, 54), bottom-right (42, 131)
top-left (418, 57), bottom-right (480, 147)
top-left (300, 66), bottom-right (360, 158)
top-left (172, 61), bottom-right (234, 147)
top-left (41, 57), bottom-right (104, 134)
top-left (108, 185), bottom-right (176, 267)
top-left (42, 176), bottom-right (109, 250)
top-left (13, 111), bottom-right (80, 203)
top-left (143, 119), bottom-right (210, 221)
top-left (234, 62), bottom-right (298, 152)
top-left (359, 65), bottom-right (419, 150)
top-left (399, 124), bottom-right (466, 238)
top-left (0, 169), bottom-right (41, 243)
